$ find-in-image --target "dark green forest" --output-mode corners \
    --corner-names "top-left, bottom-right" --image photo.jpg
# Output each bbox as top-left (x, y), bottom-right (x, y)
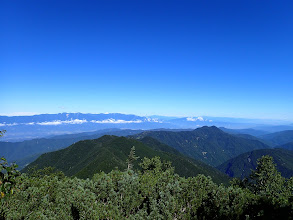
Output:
top-left (1, 130), bottom-right (293, 219)
top-left (22, 135), bottom-right (229, 184)
top-left (1, 155), bottom-right (293, 219)
top-left (132, 126), bottom-right (269, 166)
top-left (217, 148), bottom-right (293, 179)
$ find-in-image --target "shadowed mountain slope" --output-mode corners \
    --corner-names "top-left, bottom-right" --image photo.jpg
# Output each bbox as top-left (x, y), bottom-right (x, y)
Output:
top-left (23, 135), bottom-right (229, 184)
top-left (219, 127), bottom-right (269, 136)
top-left (278, 142), bottom-right (293, 151)
top-left (132, 126), bottom-right (269, 167)
top-left (217, 148), bottom-right (293, 179)
top-left (0, 129), bottom-right (143, 168)
top-left (260, 130), bottom-right (293, 146)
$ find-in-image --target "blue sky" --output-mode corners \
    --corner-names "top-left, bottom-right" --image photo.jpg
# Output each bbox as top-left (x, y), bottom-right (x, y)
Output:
top-left (1, 0), bottom-right (293, 120)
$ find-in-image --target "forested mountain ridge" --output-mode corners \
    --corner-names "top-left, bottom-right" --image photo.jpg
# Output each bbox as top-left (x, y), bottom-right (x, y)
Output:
top-left (260, 130), bottom-right (293, 146)
top-left (23, 135), bottom-right (229, 184)
top-left (217, 148), bottom-right (293, 179)
top-left (279, 141), bottom-right (293, 151)
top-left (219, 127), bottom-right (270, 136)
top-left (0, 129), bottom-right (143, 168)
top-left (132, 126), bottom-right (269, 167)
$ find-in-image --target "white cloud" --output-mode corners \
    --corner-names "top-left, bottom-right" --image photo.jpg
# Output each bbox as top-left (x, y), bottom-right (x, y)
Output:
top-left (0, 117), bottom-right (162, 127)
top-left (36, 119), bottom-right (87, 126)
top-left (186, 117), bottom-right (196, 122)
top-left (91, 119), bottom-right (143, 124)
top-left (197, 117), bottom-right (204, 121)
top-left (145, 118), bottom-right (161, 123)
top-left (0, 112), bottom-right (40, 116)
top-left (37, 121), bottom-right (63, 126)
top-left (186, 117), bottom-right (204, 122)
top-left (65, 119), bottom-right (87, 124)
top-left (0, 123), bottom-right (21, 126)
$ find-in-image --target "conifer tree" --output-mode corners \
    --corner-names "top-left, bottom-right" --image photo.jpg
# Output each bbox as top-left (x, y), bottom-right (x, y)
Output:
top-left (250, 155), bottom-right (285, 196)
top-left (126, 146), bottom-right (139, 170)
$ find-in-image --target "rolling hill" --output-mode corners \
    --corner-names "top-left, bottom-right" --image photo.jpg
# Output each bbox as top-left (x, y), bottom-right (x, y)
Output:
top-left (132, 126), bottom-right (270, 167)
top-left (0, 129), bottom-right (143, 168)
top-left (259, 130), bottom-right (293, 146)
top-left (279, 142), bottom-right (293, 151)
top-left (23, 135), bottom-right (229, 184)
top-left (219, 127), bottom-right (269, 136)
top-left (217, 148), bottom-right (293, 179)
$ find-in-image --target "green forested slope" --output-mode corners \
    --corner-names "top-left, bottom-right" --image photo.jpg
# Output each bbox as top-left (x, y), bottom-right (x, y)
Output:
top-left (23, 135), bottom-right (229, 184)
top-left (279, 141), bottom-right (293, 151)
top-left (132, 126), bottom-right (269, 166)
top-left (0, 129), bottom-right (142, 168)
top-left (260, 130), bottom-right (293, 146)
top-left (217, 148), bottom-right (293, 178)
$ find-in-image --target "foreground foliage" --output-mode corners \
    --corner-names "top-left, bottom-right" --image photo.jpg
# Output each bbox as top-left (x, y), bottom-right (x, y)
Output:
top-left (0, 156), bottom-right (292, 219)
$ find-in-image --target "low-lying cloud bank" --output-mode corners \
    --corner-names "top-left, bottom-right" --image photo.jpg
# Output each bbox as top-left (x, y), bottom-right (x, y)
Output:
top-left (0, 118), bottom-right (162, 126)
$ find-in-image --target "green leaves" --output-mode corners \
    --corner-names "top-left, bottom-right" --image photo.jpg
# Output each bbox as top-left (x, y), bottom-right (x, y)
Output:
top-left (250, 155), bottom-right (286, 197)
top-left (0, 130), bottom-right (6, 137)
top-left (1, 155), bottom-right (293, 219)
top-left (126, 146), bottom-right (139, 171)
top-left (0, 157), bottom-right (20, 201)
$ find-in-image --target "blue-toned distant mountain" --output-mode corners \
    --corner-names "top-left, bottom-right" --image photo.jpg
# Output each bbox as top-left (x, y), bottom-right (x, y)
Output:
top-left (219, 127), bottom-right (269, 137)
top-left (132, 126), bottom-right (270, 167)
top-left (219, 127), bottom-right (274, 147)
top-left (1, 113), bottom-right (292, 142)
top-left (253, 125), bottom-right (293, 133)
top-left (259, 130), bottom-right (293, 146)
top-left (279, 142), bottom-right (293, 151)
top-left (0, 113), bottom-right (172, 141)
top-left (0, 129), bottom-right (144, 169)
top-left (217, 148), bottom-right (293, 179)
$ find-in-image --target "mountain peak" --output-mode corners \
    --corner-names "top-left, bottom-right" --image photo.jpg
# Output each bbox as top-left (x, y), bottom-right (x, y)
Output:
top-left (194, 126), bottom-right (223, 133)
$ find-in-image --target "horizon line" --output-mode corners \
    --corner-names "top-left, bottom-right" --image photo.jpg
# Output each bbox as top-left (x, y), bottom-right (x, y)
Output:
top-left (0, 112), bottom-right (292, 122)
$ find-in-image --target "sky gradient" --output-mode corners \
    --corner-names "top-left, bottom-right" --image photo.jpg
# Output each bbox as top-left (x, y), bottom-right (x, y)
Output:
top-left (1, 0), bottom-right (293, 120)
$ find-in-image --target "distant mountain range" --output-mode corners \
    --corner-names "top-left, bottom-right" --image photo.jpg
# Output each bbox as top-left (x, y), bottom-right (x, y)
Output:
top-left (259, 130), bottom-right (293, 146)
top-left (1, 113), bottom-right (292, 142)
top-left (217, 148), bottom-right (293, 179)
top-left (0, 113), bottom-right (167, 141)
top-left (280, 142), bottom-right (293, 151)
top-left (23, 135), bottom-right (229, 184)
top-left (1, 118), bottom-right (293, 182)
top-left (219, 127), bottom-right (270, 137)
top-left (132, 126), bottom-right (269, 167)
top-left (0, 129), bottom-right (143, 169)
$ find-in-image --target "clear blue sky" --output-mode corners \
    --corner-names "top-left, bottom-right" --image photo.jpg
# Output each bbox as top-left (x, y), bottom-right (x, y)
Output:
top-left (1, 0), bottom-right (293, 120)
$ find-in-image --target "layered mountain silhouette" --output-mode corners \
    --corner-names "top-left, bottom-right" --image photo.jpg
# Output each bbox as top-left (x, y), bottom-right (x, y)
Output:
top-left (23, 135), bottom-right (229, 184)
top-left (2, 113), bottom-right (291, 142)
top-left (219, 127), bottom-right (269, 136)
top-left (260, 130), bottom-right (293, 146)
top-left (0, 129), bottom-right (143, 168)
top-left (217, 148), bottom-right (293, 179)
top-left (132, 126), bottom-right (269, 167)
top-left (279, 142), bottom-right (293, 151)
